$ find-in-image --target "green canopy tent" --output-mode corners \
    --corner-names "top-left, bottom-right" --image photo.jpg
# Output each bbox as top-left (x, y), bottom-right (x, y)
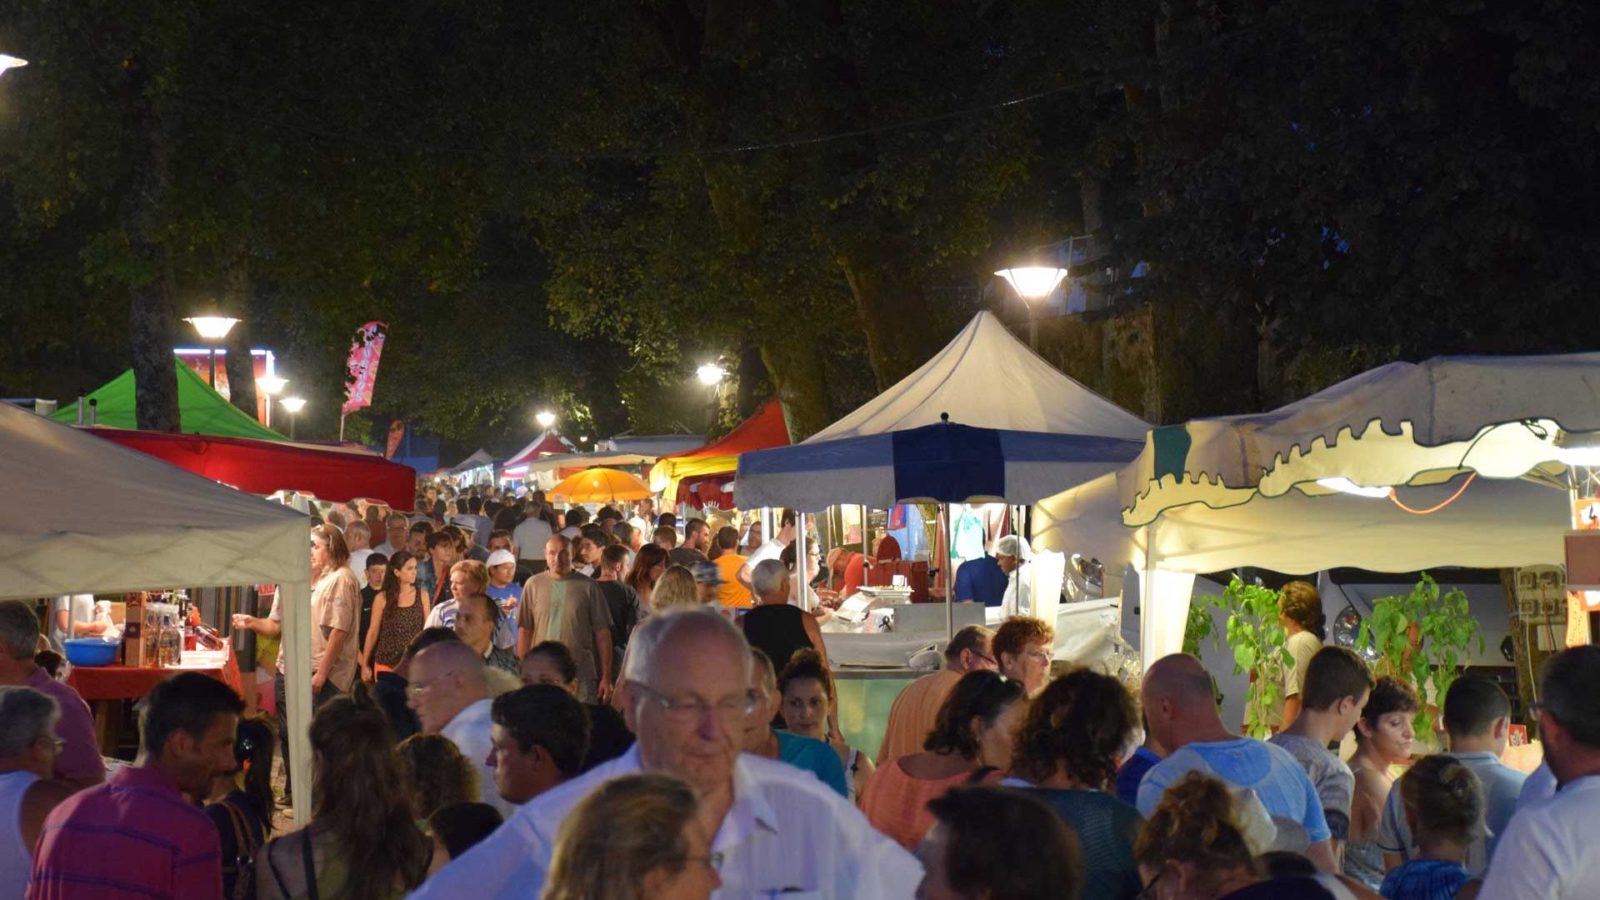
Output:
top-left (53, 364), bottom-right (284, 441)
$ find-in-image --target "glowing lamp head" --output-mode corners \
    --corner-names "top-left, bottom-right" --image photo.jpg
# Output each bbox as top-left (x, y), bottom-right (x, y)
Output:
top-left (696, 363), bottom-right (727, 386)
top-left (995, 266), bottom-right (1068, 301)
top-left (257, 375), bottom-right (287, 396)
top-left (280, 396), bottom-right (307, 414)
top-left (1554, 430), bottom-right (1600, 467)
top-left (536, 410), bottom-right (557, 430)
top-left (183, 315), bottom-right (239, 340)
top-left (0, 56), bottom-right (26, 75)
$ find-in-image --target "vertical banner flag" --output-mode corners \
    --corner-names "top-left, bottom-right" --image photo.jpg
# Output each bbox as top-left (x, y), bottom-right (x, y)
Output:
top-left (385, 419), bottom-right (407, 460)
top-left (342, 321), bottom-right (388, 416)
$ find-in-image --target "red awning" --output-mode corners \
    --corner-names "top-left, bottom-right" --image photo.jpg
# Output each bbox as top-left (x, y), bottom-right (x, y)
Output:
top-left (502, 430), bottom-right (577, 471)
top-left (656, 399), bottom-right (791, 462)
top-left (83, 428), bottom-right (416, 510)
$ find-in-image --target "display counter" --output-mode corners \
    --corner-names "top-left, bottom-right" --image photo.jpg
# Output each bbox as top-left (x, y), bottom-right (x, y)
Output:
top-left (67, 648), bottom-right (242, 755)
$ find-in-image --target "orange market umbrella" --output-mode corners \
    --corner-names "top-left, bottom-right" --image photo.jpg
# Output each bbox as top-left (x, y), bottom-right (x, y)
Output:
top-left (547, 467), bottom-right (653, 503)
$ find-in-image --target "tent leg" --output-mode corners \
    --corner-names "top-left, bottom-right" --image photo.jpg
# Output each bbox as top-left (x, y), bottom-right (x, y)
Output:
top-left (280, 578), bottom-right (314, 826)
top-left (861, 505), bottom-right (870, 557)
top-left (945, 503), bottom-right (955, 641)
top-left (795, 512), bottom-right (810, 612)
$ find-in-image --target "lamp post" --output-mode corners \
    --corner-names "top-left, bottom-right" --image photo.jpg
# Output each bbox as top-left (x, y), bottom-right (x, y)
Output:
top-left (995, 266), bottom-right (1067, 350)
top-left (535, 410), bottom-right (557, 431)
top-left (257, 375), bottom-right (287, 428)
top-left (696, 363), bottom-right (726, 386)
top-left (280, 396), bottom-right (306, 439)
top-left (182, 315), bottom-right (240, 388)
top-left (0, 55), bottom-right (26, 76)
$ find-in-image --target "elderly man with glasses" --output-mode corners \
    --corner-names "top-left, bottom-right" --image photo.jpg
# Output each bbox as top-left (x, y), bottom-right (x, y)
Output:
top-left (413, 608), bottom-right (922, 899)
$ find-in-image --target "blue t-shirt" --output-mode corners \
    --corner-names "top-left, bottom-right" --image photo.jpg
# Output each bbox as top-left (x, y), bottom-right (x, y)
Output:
top-left (486, 582), bottom-right (521, 642)
top-left (1380, 859), bottom-right (1472, 900)
top-left (953, 555), bottom-right (1008, 607)
top-left (1137, 738), bottom-right (1331, 847)
top-left (774, 730), bottom-right (849, 798)
top-left (1116, 746), bottom-right (1162, 806)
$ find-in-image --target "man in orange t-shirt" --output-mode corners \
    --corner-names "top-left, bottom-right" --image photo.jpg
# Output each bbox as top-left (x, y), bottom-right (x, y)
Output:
top-left (875, 625), bottom-right (996, 764)
top-left (710, 526), bottom-right (753, 607)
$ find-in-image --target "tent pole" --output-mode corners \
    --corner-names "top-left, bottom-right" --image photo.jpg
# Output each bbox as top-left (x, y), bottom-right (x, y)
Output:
top-left (861, 505), bottom-right (869, 557)
top-left (1140, 520), bottom-right (1158, 672)
top-left (796, 512), bottom-right (810, 612)
top-left (280, 577), bottom-right (314, 827)
top-left (945, 503), bottom-right (955, 641)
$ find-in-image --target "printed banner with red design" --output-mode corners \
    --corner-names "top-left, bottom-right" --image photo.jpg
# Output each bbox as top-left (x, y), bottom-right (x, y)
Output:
top-left (342, 321), bottom-right (388, 415)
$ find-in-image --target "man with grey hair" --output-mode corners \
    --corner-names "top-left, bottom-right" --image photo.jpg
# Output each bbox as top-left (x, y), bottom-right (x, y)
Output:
top-left (407, 640), bottom-right (516, 818)
top-left (0, 601), bottom-right (101, 790)
top-left (345, 520), bottom-right (375, 586)
top-left (0, 687), bottom-right (75, 882)
top-left (413, 608), bottom-right (922, 898)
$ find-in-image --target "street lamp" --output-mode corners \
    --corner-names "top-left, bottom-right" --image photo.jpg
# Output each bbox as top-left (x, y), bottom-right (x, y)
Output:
top-left (257, 375), bottom-right (287, 428)
top-left (0, 56), bottom-right (26, 76)
top-left (995, 266), bottom-right (1067, 349)
top-left (182, 315), bottom-right (240, 388)
top-left (535, 410), bottom-right (556, 430)
top-left (280, 396), bottom-right (307, 439)
top-left (696, 363), bottom-right (727, 386)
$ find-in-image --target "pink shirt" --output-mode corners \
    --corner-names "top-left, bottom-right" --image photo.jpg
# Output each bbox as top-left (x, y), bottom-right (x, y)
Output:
top-left (26, 667), bottom-right (101, 785)
top-left (27, 765), bottom-right (222, 900)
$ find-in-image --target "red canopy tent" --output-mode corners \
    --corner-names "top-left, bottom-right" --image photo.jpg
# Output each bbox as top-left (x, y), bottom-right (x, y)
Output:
top-left (500, 430), bottom-right (577, 479)
top-left (83, 428), bottom-right (416, 510)
top-left (649, 399), bottom-right (792, 509)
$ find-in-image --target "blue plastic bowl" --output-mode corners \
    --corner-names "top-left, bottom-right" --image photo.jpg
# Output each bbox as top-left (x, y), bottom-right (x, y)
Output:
top-left (63, 638), bottom-right (120, 668)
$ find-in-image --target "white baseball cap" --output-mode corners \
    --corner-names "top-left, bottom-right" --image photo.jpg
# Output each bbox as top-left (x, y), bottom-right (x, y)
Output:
top-left (486, 549), bottom-right (516, 568)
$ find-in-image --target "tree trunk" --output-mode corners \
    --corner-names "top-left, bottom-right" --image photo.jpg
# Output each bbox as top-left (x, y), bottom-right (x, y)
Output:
top-left (125, 57), bottom-right (180, 433)
top-left (758, 338), bottom-right (831, 442)
top-left (221, 250), bottom-right (259, 418)
top-left (829, 238), bottom-right (942, 391)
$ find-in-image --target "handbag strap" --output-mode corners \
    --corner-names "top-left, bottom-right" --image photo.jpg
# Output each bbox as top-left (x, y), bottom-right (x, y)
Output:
top-left (300, 828), bottom-right (319, 900)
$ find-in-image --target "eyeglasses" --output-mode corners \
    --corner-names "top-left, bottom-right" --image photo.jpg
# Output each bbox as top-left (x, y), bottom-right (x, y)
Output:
top-left (406, 672), bottom-right (458, 697)
top-left (683, 851), bottom-right (724, 873)
top-left (1023, 649), bottom-right (1052, 664)
top-left (634, 684), bottom-right (756, 725)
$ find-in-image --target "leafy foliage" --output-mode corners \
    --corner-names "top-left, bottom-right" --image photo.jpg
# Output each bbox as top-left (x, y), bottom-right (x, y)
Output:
top-left (1188, 578), bottom-right (1293, 739)
top-left (1358, 574), bottom-right (1484, 736)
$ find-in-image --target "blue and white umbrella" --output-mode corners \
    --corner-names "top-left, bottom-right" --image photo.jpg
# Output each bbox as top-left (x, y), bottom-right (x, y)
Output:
top-left (735, 417), bottom-right (1142, 512)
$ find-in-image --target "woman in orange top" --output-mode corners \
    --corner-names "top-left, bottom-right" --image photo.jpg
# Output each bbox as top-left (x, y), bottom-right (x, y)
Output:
top-left (858, 670), bottom-right (1026, 849)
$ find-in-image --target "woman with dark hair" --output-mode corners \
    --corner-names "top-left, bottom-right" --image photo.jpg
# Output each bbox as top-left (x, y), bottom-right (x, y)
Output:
top-left (256, 697), bottom-right (428, 900)
top-left (361, 550), bottom-right (429, 682)
top-left (397, 733), bottom-right (479, 820)
top-left (918, 786), bottom-right (1083, 900)
top-left (426, 802), bottom-right (503, 877)
top-left (858, 670), bottom-right (1026, 849)
top-left (1278, 580), bottom-right (1327, 728)
top-left (624, 544), bottom-right (670, 610)
top-left (543, 773), bottom-right (719, 900)
top-left (1007, 669), bottom-right (1144, 900)
top-left (1346, 677), bottom-right (1420, 890)
top-left (205, 716), bottom-right (277, 900)
top-left (778, 648), bottom-right (875, 800)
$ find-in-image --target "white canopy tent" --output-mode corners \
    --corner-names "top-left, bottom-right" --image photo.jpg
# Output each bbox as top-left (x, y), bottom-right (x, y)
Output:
top-left (1038, 351), bottom-right (1600, 664)
top-left (0, 403), bottom-right (314, 821)
top-left (1122, 353), bottom-right (1600, 526)
top-left (809, 310), bottom-right (1150, 443)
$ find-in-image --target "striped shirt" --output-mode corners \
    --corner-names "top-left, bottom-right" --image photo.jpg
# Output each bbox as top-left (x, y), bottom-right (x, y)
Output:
top-left (27, 765), bottom-right (222, 900)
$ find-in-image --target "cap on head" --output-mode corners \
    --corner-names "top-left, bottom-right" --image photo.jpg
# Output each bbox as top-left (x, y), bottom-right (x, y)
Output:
top-left (486, 549), bottom-right (516, 568)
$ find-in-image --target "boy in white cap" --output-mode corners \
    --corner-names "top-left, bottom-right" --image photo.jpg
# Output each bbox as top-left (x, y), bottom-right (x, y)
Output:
top-left (485, 548), bottom-right (522, 649)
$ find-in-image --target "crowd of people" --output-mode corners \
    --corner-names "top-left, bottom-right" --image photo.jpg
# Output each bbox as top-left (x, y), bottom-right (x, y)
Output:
top-left (3, 484), bottom-right (1599, 900)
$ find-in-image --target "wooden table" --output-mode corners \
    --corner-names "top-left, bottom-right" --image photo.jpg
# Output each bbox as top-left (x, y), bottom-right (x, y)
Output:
top-left (67, 650), bottom-right (243, 755)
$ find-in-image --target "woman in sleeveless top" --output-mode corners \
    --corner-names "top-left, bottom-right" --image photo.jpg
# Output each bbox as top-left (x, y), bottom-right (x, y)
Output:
top-left (362, 551), bottom-right (429, 680)
top-left (778, 649), bottom-right (876, 802)
top-left (0, 687), bottom-right (75, 900)
top-left (1346, 677), bottom-right (1420, 890)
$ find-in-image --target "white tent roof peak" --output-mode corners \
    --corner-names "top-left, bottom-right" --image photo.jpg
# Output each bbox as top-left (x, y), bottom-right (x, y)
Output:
top-left (806, 311), bottom-right (1150, 443)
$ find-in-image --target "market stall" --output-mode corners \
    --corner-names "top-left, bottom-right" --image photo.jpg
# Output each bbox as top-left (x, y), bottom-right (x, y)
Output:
top-left (52, 363), bottom-right (285, 439)
top-left (0, 402), bottom-right (316, 822)
top-left (498, 428), bottom-right (576, 486)
top-left (736, 311), bottom-right (1148, 648)
top-left (1089, 352), bottom-right (1600, 663)
top-left (650, 398), bottom-right (791, 509)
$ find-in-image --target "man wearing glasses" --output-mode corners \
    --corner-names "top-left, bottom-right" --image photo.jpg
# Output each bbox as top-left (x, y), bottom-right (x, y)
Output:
top-left (875, 625), bottom-right (997, 765)
top-left (414, 608), bottom-right (922, 899)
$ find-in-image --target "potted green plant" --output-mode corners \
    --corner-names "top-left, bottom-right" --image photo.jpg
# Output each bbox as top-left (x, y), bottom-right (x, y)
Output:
top-left (1183, 577), bottom-right (1291, 738)
top-left (1357, 573), bottom-right (1484, 737)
